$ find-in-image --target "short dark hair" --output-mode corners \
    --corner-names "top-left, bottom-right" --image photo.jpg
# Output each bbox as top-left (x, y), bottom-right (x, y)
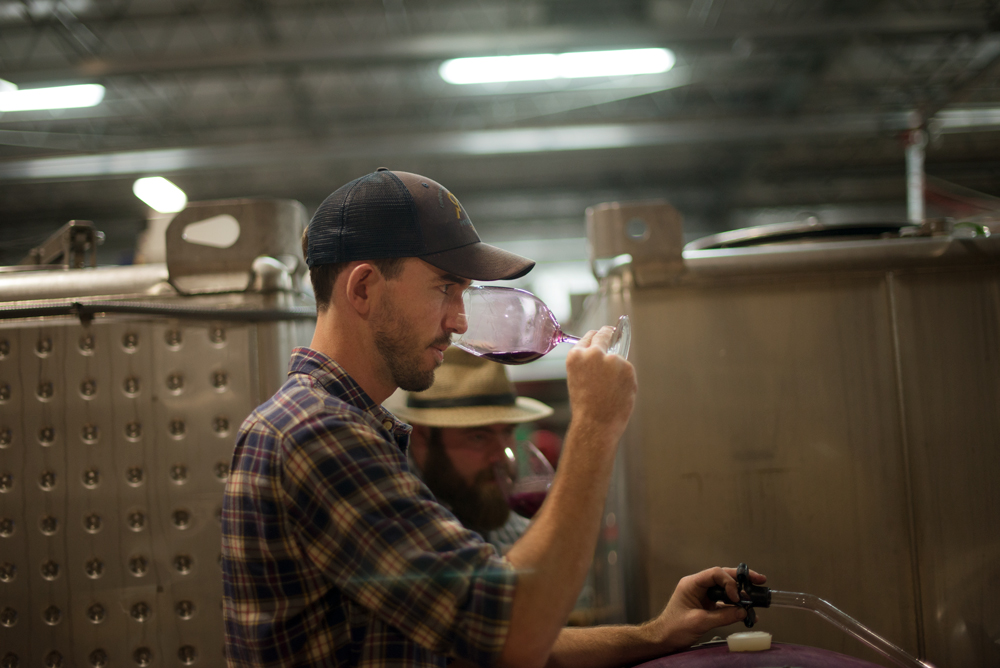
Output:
top-left (302, 229), bottom-right (405, 312)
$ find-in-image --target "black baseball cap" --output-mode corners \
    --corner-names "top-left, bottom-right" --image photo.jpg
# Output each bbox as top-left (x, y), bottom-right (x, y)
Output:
top-left (306, 168), bottom-right (535, 281)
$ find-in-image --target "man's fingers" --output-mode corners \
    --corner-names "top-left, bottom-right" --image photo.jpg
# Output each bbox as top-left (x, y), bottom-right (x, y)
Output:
top-left (703, 605), bottom-right (747, 629)
top-left (690, 566), bottom-right (767, 605)
top-left (715, 569), bottom-right (740, 605)
top-left (576, 329), bottom-right (598, 347)
top-left (590, 326), bottom-right (615, 352)
top-left (573, 326), bottom-right (616, 352)
top-left (688, 567), bottom-right (740, 604)
top-left (720, 567), bottom-right (766, 585)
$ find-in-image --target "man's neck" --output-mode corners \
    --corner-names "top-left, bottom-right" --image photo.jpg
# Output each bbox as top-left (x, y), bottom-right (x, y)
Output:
top-left (310, 310), bottom-right (396, 404)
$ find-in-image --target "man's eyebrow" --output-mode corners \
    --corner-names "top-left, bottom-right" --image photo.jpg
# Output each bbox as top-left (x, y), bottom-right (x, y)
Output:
top-left (481, 425), bottom-right (516, 433)
top-left (441, 273), bottom-right (472, 286)
top-left (465, 426), bottom-right (498, 435)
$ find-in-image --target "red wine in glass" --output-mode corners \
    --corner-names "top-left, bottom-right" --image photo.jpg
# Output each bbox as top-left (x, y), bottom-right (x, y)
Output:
top-left (480, 351), bottom-right (545, 364)
top-left (452, 286), bottom-right (630, 365)
top-left (494, 441), bottom-right (555, 519)
top-left (507, 490), bottom-right (548, 518)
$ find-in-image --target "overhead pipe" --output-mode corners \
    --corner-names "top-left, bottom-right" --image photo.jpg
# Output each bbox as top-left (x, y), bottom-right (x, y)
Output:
top-left (905, 128), bottom-right (927, 225)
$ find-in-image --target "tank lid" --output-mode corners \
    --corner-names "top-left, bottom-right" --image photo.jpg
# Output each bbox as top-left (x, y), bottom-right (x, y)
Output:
top-left (685, 221), bottom-right (913, 251)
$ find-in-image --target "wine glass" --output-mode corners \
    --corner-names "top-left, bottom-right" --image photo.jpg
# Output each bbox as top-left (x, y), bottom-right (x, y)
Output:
top-left (494, 440), bottom-right (555, 519)
top-left (452, 286), bottom-right (630, 364)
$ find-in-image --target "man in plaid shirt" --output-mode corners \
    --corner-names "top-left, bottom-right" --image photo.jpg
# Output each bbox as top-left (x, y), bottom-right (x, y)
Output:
top-left (222, 169), bottom-right (762, 668)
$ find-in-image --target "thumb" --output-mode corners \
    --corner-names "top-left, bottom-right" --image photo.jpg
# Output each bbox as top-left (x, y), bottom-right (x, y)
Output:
top-left (703, 606), bottom-right (748, 630)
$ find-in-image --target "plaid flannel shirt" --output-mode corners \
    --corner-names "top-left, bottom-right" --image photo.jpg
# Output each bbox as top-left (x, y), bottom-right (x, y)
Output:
top-left (222, 348), bottom-right (517, 667)
top-left (405, 446), bottom-right (530, 557)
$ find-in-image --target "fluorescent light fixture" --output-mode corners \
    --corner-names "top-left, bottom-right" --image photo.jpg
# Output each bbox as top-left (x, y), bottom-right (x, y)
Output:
top-left (0, 83), bottom-right (105, 112)
top-left (440, 48), bottom-right (675, 85)
top-left (133, 176), bottom-right (188, 214)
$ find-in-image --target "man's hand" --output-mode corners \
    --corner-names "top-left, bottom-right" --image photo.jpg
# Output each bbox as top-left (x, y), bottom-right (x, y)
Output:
top-left (566, 327), bottom-right (637, 446)
top-left (645, 566), bottom-right (768, 654)
top-left (541, 567), bottom-right (768, 668)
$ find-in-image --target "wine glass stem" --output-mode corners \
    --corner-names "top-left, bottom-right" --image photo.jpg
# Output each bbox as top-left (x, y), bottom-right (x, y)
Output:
top-left (556, 331), bottom-right (580, 345)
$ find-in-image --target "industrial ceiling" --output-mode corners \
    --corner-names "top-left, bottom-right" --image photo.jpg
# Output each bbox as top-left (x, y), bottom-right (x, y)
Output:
top-left (3, 0), bottom-right (1000, 265)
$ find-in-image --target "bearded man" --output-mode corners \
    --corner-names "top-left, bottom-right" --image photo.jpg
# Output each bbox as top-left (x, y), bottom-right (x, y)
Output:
top-left (221, 168), bottom-right (763, 668)
top-left (387, 346), bottom-right (553, 555)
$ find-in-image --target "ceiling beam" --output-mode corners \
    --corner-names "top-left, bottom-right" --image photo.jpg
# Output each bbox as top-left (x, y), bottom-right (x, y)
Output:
top-left (0, 109), bottom-right (948, 182)
top-left (3, 14), bottom-right (990, 83)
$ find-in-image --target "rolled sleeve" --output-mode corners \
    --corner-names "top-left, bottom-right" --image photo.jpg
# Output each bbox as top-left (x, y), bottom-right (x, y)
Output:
top-left (281, 415), bottom-right (517, 665)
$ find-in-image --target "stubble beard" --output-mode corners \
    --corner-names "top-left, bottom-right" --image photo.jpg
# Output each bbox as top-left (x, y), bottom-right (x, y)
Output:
top-left (372, 292), bottom-right (448, 392)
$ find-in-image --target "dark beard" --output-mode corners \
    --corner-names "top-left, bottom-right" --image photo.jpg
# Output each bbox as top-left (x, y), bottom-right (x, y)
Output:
top-left (422, 429), bottom-right (511, 534)
top-left (371, 292), bottom-right (445, 392)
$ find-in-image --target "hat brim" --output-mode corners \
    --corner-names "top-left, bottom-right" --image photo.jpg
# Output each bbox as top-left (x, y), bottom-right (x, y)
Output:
top-left (386, 395), bottom-right (553, 428)
top-left (420, 241), bottom-right (534, 281)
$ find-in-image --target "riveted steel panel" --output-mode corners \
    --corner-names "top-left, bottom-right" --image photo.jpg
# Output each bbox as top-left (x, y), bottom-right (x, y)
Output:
top-left (626, 275), bottom-right (918, 666)
top-left (585, 203), bottom-right (1000, 668)
top-left (0, 313), bottom-right (311, 665)
top-left (1, 197), bottom-right (312, 665)
top-left (890, 269), bottom-right (1000, 667)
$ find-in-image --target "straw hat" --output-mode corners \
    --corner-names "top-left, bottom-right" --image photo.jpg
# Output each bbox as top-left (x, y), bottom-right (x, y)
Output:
top-left (385, 347), bottom-right (553, 427)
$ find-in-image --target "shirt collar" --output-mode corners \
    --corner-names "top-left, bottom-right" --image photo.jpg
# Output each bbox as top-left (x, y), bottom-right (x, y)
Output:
top-left (289, 347), bottom-right (413, 438)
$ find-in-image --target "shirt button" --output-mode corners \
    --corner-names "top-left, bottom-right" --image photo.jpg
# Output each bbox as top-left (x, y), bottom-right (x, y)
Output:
top-left (382, 420), bottom-right (393, 431)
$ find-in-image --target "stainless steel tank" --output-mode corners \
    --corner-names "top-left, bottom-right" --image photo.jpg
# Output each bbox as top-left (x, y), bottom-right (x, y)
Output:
top-left (0, 200), bottom-right (315, 666)
top-left (582, 205), bottom-right (1000, 667)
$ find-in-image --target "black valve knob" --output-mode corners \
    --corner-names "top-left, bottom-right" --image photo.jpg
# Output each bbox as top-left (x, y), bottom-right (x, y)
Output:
top-left (705, 563), bottom-right (770, 628)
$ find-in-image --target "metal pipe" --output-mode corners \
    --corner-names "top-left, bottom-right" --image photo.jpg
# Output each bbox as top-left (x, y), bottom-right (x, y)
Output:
top-left (0, 300), bottom-right (315, 322)
top-left (0, 264), bottom-right (169, 301)
top-left (905, 128), bottom-right (927, 225)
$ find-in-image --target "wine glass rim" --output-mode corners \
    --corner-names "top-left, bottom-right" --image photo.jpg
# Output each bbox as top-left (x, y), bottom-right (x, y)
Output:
top-left (466, 285), bottom-right (535, 296)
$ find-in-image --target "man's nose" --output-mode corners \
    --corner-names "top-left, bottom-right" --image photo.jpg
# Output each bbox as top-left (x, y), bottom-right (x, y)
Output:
top-left (486, 442), bottom-right (509, 464)
top-left (448, 299), bottom-right (469, 336)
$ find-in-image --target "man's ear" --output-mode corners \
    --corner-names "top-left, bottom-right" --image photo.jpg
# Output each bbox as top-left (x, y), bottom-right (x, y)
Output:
top-left (342, 263), bottom-right (382, 317)
top-left (409, 425), bottom-right (431, 470)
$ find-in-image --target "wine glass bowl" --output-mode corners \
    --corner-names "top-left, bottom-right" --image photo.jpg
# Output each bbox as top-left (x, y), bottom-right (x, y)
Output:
top-left (494, 440), bottom-right (555, 519)
top-left (453, 286), bottom-right (630, 364)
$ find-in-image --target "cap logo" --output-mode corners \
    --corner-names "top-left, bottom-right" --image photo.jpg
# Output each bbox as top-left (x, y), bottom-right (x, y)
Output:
top-left (447, 192), bottom-right (462, 220)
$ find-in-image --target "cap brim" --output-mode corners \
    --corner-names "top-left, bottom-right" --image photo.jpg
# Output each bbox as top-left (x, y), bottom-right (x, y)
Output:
top-left (387, 396), bottom-right (553, 428)
top-left (419, 241), bottom-right (534, 281)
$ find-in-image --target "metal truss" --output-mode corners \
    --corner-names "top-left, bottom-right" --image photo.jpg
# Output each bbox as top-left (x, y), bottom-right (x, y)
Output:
top-left (2, 0), bottom-right (1000, 242)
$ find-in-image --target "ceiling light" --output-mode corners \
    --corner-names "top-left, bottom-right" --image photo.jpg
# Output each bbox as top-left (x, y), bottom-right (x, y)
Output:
top-left (440, 48), bottom-right (675, 85)
top-left (133, 177), bottom-right (188, 213)
top-left (0, 83), bottom-right (105, 112)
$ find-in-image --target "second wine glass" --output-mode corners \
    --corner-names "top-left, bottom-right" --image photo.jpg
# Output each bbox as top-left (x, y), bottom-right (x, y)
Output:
top-left (452, 286), bottom-right (630, 364)
top-left (493, 440), bottom-right (555, 519)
